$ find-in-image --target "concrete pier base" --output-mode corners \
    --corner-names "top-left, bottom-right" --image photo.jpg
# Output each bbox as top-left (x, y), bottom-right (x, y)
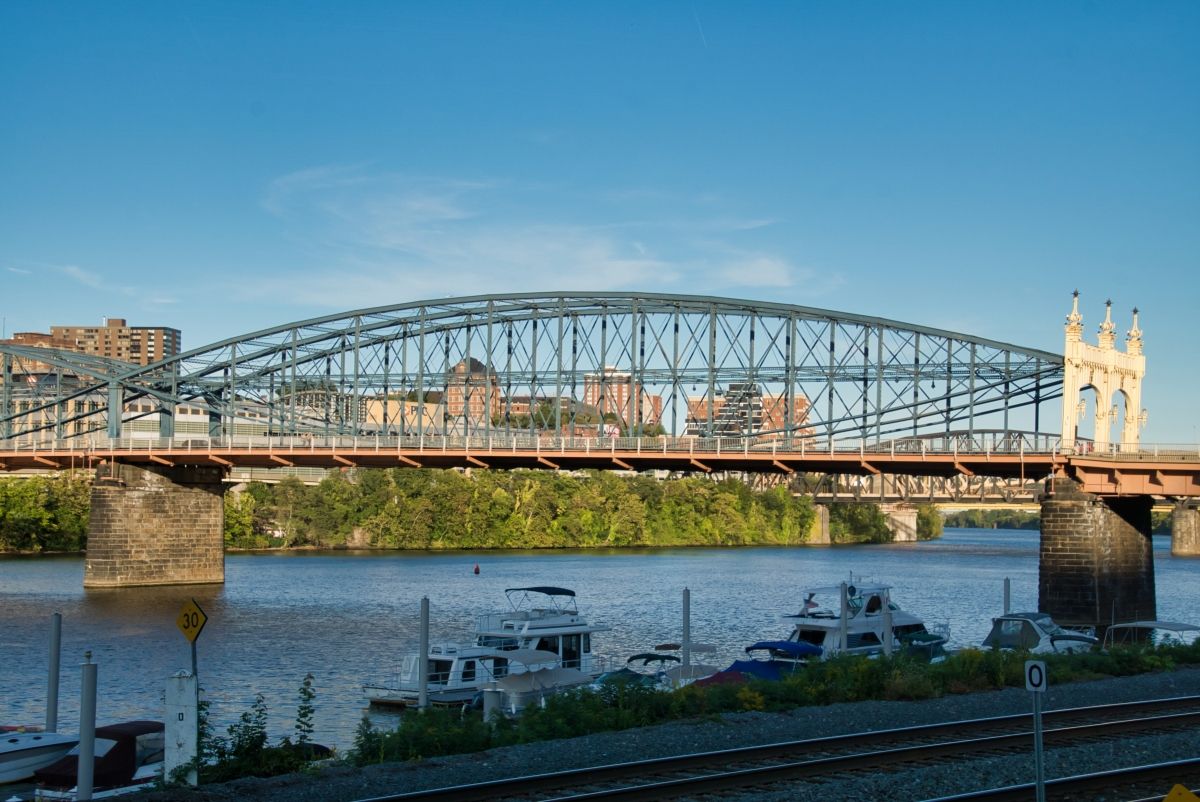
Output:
top-left (881, 503), bottom-right (918, 543)
top-left (84, 463), bottom-right (226, 588)
top-left (1173, 501), bottom-right (1200, 556)
top-left (1039, 476), bottom-right (1155, 629)
top-left (808, 504), bottom-right (831, 544)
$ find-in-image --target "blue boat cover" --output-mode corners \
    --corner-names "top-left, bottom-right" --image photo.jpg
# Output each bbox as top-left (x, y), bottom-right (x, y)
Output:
top-left (744, 640), bottom-right (823, 658)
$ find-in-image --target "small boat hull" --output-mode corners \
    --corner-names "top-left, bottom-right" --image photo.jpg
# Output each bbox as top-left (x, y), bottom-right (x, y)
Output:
top-left (0, 732), bottom-right (79, 784)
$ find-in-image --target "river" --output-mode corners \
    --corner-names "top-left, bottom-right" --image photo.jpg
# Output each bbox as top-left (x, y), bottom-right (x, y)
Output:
top-left (2, 529), bottom-right (1196, 750)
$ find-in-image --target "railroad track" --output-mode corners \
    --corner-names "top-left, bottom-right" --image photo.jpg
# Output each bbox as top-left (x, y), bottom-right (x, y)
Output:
top-left (353, 695), bottom-right (1200, 802)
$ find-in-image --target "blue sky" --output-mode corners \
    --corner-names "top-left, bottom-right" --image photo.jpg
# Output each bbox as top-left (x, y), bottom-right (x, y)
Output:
top-left (2, 2), bottom-right (1197, 442)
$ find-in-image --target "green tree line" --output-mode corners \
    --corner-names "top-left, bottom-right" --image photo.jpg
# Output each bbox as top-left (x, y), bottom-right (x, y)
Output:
top-left (0, 473), bottom-right (91, 552)
top-left (942, 508), bottom-right (1041, 530)
top-left (941, 508), bottom-right (1173, 535)
top-left (0, 470), bottom-right (939, 553)
top-left (225, 469), bottom-right (821, 550)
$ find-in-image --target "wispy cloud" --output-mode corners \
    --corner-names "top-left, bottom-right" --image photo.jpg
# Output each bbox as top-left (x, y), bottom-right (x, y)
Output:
top-left (61, 265), bottom-right (103, 288)
top-left (255, 165), bottom-right (833, 309)
top-left (6, 267), bottom-right (32, 275)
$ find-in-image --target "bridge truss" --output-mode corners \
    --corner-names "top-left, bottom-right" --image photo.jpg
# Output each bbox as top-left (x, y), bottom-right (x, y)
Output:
top-left (1, 293), bottom-right (1064, 451)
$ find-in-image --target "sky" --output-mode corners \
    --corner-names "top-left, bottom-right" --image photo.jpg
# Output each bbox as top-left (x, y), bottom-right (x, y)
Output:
top-left (2, 2), bottom-right (1197, 443)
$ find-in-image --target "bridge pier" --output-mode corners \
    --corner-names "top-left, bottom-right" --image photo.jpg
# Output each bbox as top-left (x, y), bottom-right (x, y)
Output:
top-left (1173, 501), bottom-right (1200, 557)
top-left (808, 504), bottom-right (830, 544)
top-left (880, 503), bottom-right (918, 543)
top-left (84, 463), bottom-right (226, 588)
top-left (1038, 477), bottom-right (1155, 629)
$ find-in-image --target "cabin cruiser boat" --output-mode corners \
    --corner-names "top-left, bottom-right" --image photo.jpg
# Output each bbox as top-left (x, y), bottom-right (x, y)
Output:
top-left (0, 731), bottom-right (78, 784)
top-left (365, 586), bottom-right (612, 708)
top-left (982, 612), bottom-right (1099, 654)
top-left (1102, 620), bottom-right (1200, 649)
top-left (778, 579), bottom-right (948, 662)
top-left (32, 720), bottom-right (163, 800)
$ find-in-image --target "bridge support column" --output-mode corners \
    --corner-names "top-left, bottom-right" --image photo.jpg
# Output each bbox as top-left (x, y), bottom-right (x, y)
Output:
top-left (881, 503), bottom-right (918, 543)
top-left (808, 504), bottom-right (830, 545)
top-left (84, 463), bottom-right (226, 588)
top-left (1038, 477), bottom-right (1155, 629)
top-left (1173, 501), bottom-right (1200, 557)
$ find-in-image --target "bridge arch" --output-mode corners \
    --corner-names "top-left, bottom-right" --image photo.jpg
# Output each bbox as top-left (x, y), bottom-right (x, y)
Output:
top-left (2, 292), bottom-right (1064, 447)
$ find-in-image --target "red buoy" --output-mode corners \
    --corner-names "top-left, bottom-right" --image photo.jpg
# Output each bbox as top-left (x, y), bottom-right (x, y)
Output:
top-left (473, 563), bottom-right (480, 575)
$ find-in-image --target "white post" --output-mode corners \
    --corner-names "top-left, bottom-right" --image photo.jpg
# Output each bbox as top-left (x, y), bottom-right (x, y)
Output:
top-left (839, 582), bottom-right (849, 653)
top-left (77, 652), bottom-right (97, 801)
top-left (1003, 577), bottom-right (1011, 615)
top-left (882, 589), bottom-right (893, 656)
top-left (682, 588), bottom-right (691, 669)
top-left (418, 596), bottom-right (430, 710)
top-left (165, 671), bottom-right (199, 786)
top-left (46, 612), bottom-right (62, 732)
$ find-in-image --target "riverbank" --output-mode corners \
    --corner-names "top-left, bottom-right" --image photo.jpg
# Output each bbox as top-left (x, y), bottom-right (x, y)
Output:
top-left (135, 666), bottom-right (1200, 802)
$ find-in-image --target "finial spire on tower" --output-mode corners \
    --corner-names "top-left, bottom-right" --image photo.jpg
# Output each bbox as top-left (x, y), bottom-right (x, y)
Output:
top-left (1098, 298), bottom-right (1116, 349)
top-left (1126, 306), bottom-right (1143, 356)
top-left (1064, 289), bottom-right (1083, 341)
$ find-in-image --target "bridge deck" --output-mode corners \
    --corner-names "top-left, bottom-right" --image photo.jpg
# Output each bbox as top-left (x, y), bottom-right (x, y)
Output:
top-left (2, 436), bottom-right (1198, 496)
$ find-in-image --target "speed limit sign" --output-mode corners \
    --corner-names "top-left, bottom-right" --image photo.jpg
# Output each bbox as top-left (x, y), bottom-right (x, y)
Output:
top-left (1025, 659), bottom-right (1047, 693)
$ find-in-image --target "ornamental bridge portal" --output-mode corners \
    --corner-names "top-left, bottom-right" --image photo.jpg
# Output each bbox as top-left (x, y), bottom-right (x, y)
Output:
top-left (3, 292), bottom-right (1198, 630)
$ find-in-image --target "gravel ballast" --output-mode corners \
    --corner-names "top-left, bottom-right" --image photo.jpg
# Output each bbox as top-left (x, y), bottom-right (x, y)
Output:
top-left (136, 667), bottom-right (1200, 802)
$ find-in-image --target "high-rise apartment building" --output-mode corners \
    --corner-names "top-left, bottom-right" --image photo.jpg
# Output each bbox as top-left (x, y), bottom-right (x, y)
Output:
top-left (48, 318), bottom-right (181, 365)
top-left (3, 317), bottom-right (182, 367)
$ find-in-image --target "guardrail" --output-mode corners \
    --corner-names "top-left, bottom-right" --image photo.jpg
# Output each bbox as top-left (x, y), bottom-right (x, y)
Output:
top-left (2, 433), bottom-right (1197, 462)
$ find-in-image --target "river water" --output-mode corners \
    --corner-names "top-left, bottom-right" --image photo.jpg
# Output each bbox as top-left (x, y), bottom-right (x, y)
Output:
top-left (2, 529), bottom-right (1197, 750)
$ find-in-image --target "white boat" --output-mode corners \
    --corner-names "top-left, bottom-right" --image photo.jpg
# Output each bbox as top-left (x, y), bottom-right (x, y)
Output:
top-left (1102, 620), bottom-right (1200, 649)
top-left (0, 731), bottom-right (78, 785)
top-left (365, 586), bottom-right (613, 708)
top-left (776, 578), bottom-right (948, 663)
top-left (982, 612), bottom-right (1099, 654)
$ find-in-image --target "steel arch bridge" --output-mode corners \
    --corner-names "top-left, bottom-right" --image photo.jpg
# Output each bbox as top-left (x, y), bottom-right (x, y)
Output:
top-left (1, 293), bottom-right (1064, 451)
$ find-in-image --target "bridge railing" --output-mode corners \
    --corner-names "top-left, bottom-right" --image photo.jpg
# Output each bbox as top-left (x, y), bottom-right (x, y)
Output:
top-left (3, 432), bottom-right (1198, 461)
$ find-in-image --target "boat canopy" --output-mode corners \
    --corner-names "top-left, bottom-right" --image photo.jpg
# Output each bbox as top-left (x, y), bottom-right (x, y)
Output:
top-left (505, 586), bottom-right (575, 598)
top-left (745, 640), bottom-right (823, 658)
top-left (1103, 620), bottom-right (1200, 646)
top-left (627, 652), bottom-right (682, 666)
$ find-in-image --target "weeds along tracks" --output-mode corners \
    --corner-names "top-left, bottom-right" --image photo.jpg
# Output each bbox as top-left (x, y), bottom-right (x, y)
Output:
top-left (353, 695), bottom-right (1200, 802)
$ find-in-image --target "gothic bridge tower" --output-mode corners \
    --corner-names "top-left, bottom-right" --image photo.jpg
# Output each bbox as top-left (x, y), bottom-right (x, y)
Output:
top-left (1059, 292), bottom-right (1146, 453)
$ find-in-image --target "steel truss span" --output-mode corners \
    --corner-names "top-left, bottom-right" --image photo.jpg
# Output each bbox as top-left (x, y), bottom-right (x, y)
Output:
top-left (0, 293), bottom-right (1064, 448)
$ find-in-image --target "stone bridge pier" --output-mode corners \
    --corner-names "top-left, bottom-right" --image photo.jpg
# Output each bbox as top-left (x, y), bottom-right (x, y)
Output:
top-left (1039, 477), bottom-right (1155, 630)
top-left (1173, 501), bottom-right (1200, 557)
top-left (84, 463), bottom-right (226, 588)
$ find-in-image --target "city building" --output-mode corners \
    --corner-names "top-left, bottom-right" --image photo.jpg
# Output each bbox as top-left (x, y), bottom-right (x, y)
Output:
top-left (684, 384), bottom-right (811, 439)
top-left (445, 358), bottom-right (501, 430)
top-left (1, 317), bottom-right (182, 370)
top-left (583, 365), bottom-right (663, 428)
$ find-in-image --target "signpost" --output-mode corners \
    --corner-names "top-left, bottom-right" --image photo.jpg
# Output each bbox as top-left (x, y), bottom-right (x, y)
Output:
top-left (1025, 659), bottom-right (1047, 802)
top-left (170, 599), bottom-right (207, 787)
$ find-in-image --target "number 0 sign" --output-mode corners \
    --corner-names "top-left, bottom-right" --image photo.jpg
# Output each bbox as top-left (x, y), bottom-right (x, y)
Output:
top-left (1025, 659), bottom-right (1047, 693)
